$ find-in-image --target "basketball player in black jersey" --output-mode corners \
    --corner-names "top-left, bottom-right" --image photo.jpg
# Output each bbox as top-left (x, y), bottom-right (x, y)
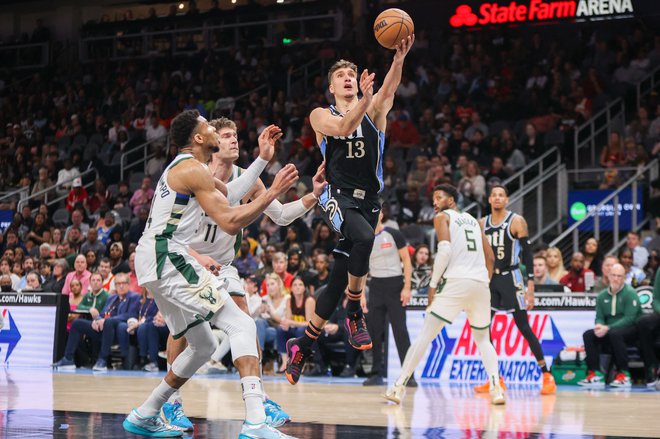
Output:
top-left (284, 35), bottom-right (415, 385)
top-left (477, 185), bottom-right (557, 395)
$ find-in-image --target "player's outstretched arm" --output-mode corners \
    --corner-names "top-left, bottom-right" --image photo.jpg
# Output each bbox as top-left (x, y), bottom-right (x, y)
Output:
top-left (310, 70), bottom-right (374, 138)
top-left (371, 35), bottom-right (415, 124)
top-left (259, 161), bottom-right (327, 225)
top-left (177, 161), bottom-right (298, 235)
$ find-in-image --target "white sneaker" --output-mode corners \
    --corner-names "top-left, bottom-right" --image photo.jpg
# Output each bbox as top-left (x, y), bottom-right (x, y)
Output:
top-left (383, 384), bottom-right (406, 404)
top-left (122, 408), bottom-right (182, 437)
top-left (490, 384), bottom-right (506, 405)
top-left (610, 372), bottom-right (632, 388)
top-left (577, 371), bottom-right (605, 389)
top-left (238, 422), bottom-right (296, 438)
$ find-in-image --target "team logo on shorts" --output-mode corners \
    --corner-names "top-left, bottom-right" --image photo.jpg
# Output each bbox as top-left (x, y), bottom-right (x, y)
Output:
top-left (323, 199), bottom-right (340, 221)
top-left (198, 286), bottom-right (217, 305)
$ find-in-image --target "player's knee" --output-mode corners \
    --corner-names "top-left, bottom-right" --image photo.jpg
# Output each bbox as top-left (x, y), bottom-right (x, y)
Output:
top-left (472, 328), bottom-right (489, 344)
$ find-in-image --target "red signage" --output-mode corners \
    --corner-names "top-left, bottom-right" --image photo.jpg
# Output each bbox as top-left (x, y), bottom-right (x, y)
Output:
top-left (450, 0), bottom-right (634, 27)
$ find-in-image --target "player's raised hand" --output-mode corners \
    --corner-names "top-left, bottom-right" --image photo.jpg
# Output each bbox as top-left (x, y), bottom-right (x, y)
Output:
top-left (270, 164), bottom-right (299, 196)
top-left (394, 34), bottom-right (415, 61)
top-left (257, 125), bottom-right (283, 161)
top-left (312, 161), bottom-right (328, 199)
top-left (359, 69), bottom-right (375, 102)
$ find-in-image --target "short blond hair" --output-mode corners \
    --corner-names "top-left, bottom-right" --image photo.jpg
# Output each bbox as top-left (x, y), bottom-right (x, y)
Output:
top-left (209, 117), bottom-right (237, 132)
top-left (327, 59), bottom-right (358, 84)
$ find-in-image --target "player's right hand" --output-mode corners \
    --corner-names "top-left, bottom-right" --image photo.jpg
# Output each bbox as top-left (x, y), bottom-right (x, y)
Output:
top-left (359, 69), bottom-right (375, 102)
top-left (270, 164), bottom-right (299, 196)
top-left (257, 124), bottom-right (283, 161)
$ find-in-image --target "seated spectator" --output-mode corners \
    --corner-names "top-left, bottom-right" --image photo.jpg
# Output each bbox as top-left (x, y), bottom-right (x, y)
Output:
top-left (458, 160), bottom-right (486, 204)
top-left (406, 156), bottom-right (429, 190)
top-left (599, 167), bottom-right (621, 190)
top-left (276, 277), bottom-right (316, 375)
top-left (76, 272), bottom-right (109, 317)
top-left (398, 187), bottom-right (422, 225)
top-left (599, 132), bottom-right (625, 167)
top-left (312, 223), bottom-right (337, 255)
top-left (559, 252), bottom-right (595, 292)
top-left (38, 243), bottom-right (52, 264)
top-left (623, 137), bottom-right (648, 167)
top-left (20, 270), bottom-right (42, 292)
top-left (533, 255), bottom-right (558, 285)
top-left (582, 237), bottom-right (603, 276)
top-left (62, 254), bottom-right (92, 295)
top-left (578, 264), bottom-right (641, 388)
top-left (627, 231), bottom-right (649, 270)
top-left (133, 289), bottom-right (166, 372)
top-left (109, 241), bottom-right (128, 274)
top-left (42, 259), bottom-right (68, 293)
top-left (594, 255), bottom-right (618, 292)
top-left (66, 178), bottom-right (88, 212)
top-left (67, 278), bottom-right (85, 329)
top-left (128, 207), bottom-right (149, 244)
top-left (485, 156), bottom-right (508, 187)
top-left (287, 249), bottom-right (318, 296)
top-left (129, 176), bottom-right (154, 216)
top-left (0, 258), bottom-right (20, 290)
top-left (113, 182), bottom-right (133, 208)
top-left (261, 273), bottom-right (290, 372)
top-left (618, 247), bottom-right (646, 287)
top-left (52, 273), bottom-right (140, 371)
top-left (26, 212), bottom-right (49, 245)
top-left (546, 247), bottom-right (568, 282)
top-left (127, 252), bottom-right (139, 292)
top-left (644, 250), bottom-right (658, 285)
top-left (31, 166), bottom-right (54, 204)
top-left (411, 244), bottom-right (432, 295)
top-left (234, 241), bottom-right (258, 278)
top-left (313, 253), bottom-right (330, 289)
top-left (81, 228), bottom-right (106, 261)
top-left (261, 252), bottom-right (293, 296)
top-left (98, 257), bottom-right (116, 293)
top-left (310, 290), bottom-right (360, 378)
top-left (85, 249), bottom-right (98, 272)
top-left (243, 275), bottom-right (274, 355)
top-left (55, 159), bottom-right (80, 198)
top-left (0, 274), bottom-right (14, 292)
top-left (97, 211), bottom-right (117, 245)
top-left (17, 256), bottom-right (35, 290)
top-left (636, 268), bottom-right (660, 386)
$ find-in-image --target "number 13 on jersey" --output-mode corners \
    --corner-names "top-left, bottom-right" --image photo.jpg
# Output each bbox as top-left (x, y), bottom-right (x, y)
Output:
top-left (346, 140), bottom-right (365, 159)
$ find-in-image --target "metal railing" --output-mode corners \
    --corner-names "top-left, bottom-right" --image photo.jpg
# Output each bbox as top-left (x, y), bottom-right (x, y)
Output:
top-left (80, 13), bottom-right (341, 62)
top-left (636, 65), bottom-right (660, 109)
top-left (120, 135), bottom-right (168, 181)
top-left (461, 147), bottom-right (561, 219)
top-left (0, 42), bottom-right (49, 69)
top-left (287, 58), bottom-right (327, 98)
top-left (573, 98), bottom-right (625, 172)
top-left (0, 186), bottom-right (30, 205)
top-left (549, 159), bottom-right (659, 256)
top-left (16, 166), bottom-right (97, 212)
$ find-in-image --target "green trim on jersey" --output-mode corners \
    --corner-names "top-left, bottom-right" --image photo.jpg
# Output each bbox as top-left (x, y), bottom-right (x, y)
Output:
top-left (172, 310), bottom-right (215, 340)
top-left (230, 165), bottom-right (243, 257)
top-left (430, 311), bottom-right (452, 325)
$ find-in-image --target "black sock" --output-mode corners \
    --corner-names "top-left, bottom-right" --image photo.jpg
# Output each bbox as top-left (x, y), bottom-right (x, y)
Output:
top-left (539, 361), bottom-right (548, 373)
top-left (346, 289), bottom-right (362, 315)
top-left (299, 320), bottom-right (322, 350)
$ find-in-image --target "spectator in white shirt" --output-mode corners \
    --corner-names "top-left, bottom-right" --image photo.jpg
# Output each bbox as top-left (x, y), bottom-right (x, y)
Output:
top-left (55, 159), bottom-right (81, 197)
top-left (145, 115), bottom-right (167, 149)
top-left (627, 231), bottom-right (649, 269)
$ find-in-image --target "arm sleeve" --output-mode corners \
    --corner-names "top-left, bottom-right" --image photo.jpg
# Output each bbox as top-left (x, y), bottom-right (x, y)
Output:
top-left (225, 157), bottom-right (268, 205)
top-left (386, 228), bottom-right (407, 249)
top-left (263, 198), bottom-right (312, 226)
top-left (519, 237), bottom-right (534, 280)
top-left (429, 241), bottom-right (451, 289)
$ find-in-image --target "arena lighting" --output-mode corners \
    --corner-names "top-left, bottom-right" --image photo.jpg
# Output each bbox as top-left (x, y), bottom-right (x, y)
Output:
top-left (178, 2), bottom-right (185, 10)
top-left (449, 0), bottom-right (634, 27)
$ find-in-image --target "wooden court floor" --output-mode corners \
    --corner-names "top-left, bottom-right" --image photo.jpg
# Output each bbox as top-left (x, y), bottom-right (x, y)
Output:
top-left (2, 368), bottom-right (660, 438)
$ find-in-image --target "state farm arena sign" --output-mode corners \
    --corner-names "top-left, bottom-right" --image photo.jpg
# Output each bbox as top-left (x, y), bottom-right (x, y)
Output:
top-left (450, 0), bottom-right (634, 27)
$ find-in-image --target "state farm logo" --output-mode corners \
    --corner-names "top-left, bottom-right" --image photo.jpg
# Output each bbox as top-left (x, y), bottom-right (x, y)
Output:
top-left (450, 5), bottom-right (478, 27)
top-left (449, 0), bottom-right (634, 27)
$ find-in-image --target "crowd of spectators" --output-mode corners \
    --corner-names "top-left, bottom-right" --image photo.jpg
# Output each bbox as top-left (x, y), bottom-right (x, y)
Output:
top-left (1, 3), bottom-right (660, 377)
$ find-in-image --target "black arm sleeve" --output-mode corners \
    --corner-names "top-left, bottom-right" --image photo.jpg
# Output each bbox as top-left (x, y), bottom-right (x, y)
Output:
top-left (520, 237), bottom-right (534, 280)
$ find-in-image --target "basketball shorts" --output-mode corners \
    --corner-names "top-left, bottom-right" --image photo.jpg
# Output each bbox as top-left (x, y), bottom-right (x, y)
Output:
top-left (490, 269), bottom-right (525, 312)
top-left (318, 184), bottom-right (381, 255)
top-left (219, 265), bottom-right (246, 297)
top-left (428, 278), bottom-right (491, 330)
top-left (141, 249), bottom-right (230, 340)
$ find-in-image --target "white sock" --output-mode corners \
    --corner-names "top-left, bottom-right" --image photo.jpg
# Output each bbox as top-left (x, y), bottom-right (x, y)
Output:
top-left (166, 363), bottom-right (183, 404)
top-left (241, 376), bottom-right (266, 424)
top-left (137, 379), bottom-right (177, 417)
top-left (473, 328), bottom-right (500, 386)
top-left (395, 313), bottom-right (445, 387)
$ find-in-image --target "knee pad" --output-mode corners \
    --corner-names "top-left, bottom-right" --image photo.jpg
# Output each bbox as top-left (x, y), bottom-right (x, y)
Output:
top-left (215, 307), bottom-right (258, 360)
top-left (171, 325), bottom-right (217, 379)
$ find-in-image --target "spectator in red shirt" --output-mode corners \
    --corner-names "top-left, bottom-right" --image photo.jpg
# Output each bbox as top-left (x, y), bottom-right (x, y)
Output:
top-left (388, 113), bottom-right (420, 149)
top-left (66, 178), bottom-right (88, 212)
top-left (261, 252), bottom-right (294, 297)
top-left (560, 252), bottom-right (595, 292)
top-left (129, 176), bottom-right (155, 216)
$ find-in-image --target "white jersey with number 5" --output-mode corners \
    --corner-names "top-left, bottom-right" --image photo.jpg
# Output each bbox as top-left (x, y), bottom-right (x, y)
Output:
top-left (442, 209), bottom-right (489, 283)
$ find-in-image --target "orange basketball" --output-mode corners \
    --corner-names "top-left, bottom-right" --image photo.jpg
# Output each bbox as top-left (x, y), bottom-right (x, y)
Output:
top-left (373, 8), bottom-right (414, 50)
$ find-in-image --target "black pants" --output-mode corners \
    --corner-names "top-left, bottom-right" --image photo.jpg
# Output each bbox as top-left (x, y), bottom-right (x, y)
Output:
top-left (366, 276), bottom-right (411, 377)
top-left (583, 326), bottom-right (638, 372)
top-left (636, 312), bottom-right (660, 369)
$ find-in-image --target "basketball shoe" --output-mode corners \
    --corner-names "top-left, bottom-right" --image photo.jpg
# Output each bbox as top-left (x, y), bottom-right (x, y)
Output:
top-left (345, 312), bottom-right (372, 350)
top-left (473, 376), bottom-right (506, 394)
top-left (285, 338), bottom-right (311, 385)
top-left (123, 409), bottom-right (182, 437)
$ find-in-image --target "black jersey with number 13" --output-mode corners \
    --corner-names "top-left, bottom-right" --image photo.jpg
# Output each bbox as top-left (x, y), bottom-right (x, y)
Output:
top-left (319, 105), bottom-right (385, 194)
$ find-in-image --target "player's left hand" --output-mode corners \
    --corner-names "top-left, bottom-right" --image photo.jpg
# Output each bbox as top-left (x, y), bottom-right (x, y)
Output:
top-left (197, 255), bottom-right (221, 276)
top-left (257, 125), bottom-right (283, 161)
top-left (525, 281), bottom-right (535, 311)
top-left (394, 34), bottom-right (415, 61)
top-left (312, 161), bottom-right (327, 199)
top-left (400, 286), bottom-right (411, 307)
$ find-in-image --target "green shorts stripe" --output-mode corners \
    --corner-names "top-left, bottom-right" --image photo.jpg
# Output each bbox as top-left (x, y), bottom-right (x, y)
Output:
top-left (470, 323), bottom-right (490, 330)
top-left (430, 311), bottom-right (452, 325)
top-left (172, 311), bottom-right (215, 340)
